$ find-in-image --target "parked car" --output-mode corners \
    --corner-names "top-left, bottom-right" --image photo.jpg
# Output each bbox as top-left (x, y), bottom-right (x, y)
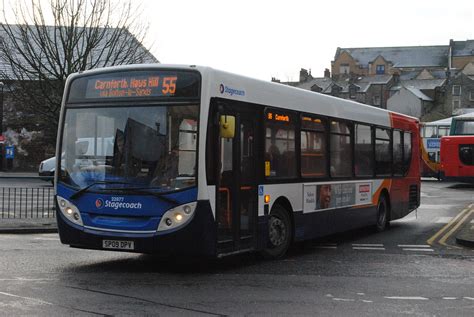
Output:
top-left (38, 156), bottom-right (56, 181)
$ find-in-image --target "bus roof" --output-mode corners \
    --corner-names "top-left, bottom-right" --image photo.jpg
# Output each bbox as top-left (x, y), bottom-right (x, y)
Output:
top-left (422, 112), bottom-right (474, 126)
top-left (68, 64), bottom-right (419, 128)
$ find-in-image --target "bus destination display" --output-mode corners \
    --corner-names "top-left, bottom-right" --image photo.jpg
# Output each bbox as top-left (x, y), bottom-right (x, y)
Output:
top-left (86, 75), bottom-right (177, 98)
top-left (67, 70), bottom-right (200, 102)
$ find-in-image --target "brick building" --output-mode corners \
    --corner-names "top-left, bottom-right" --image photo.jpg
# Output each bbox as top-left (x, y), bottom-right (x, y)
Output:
top-left (280, 39), bottom-right (474, 120)
top-left (446, 62), bottom-right (474, 115)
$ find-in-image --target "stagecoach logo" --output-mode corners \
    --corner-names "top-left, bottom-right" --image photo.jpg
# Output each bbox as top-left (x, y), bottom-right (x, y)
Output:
top-left (95, 197), bottom-right (143, 210)
top-left (219, 83), bottom-right (245, 97)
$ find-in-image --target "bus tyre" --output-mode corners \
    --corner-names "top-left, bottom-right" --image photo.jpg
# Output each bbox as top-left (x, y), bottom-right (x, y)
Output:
top-left (375, 195), bottom-right (389, 232)
top-left (262, 204), bottom-right (292, 259)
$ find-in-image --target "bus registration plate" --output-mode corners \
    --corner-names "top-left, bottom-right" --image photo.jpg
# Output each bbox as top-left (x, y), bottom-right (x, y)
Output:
top-left (102, 240), bottom-right (135, 250)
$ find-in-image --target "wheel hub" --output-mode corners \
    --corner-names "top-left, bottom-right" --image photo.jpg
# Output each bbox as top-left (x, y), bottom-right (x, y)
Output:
top-left (269, 217), bottom-right (286, 247)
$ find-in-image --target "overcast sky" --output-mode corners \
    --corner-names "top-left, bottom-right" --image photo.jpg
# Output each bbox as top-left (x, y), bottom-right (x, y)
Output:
top-left (142, 0), bottom-right (473, 81)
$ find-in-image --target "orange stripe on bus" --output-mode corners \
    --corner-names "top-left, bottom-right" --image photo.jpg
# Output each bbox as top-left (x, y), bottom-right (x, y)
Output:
top-left (372, 179), bottom-right (392, 205)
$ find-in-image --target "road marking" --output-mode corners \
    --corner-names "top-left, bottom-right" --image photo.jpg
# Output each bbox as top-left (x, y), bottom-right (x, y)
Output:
top-left (33, 237), bottom-right (60, 241)
top-left (442, 297), bottom-right (457, 300)
top-left (397, 244), bottom-right (431, 248)
top-left (0, 278), bottom-right (56, 281)
top-left (439, 209), bottom-right (474, 247)
top-left (333, 298), bottom-right (355, 302)
top-left (313, 246), bottom-right (337, 249)
top-left (385, 296), bottom-right (429, 301)
top-left (419, 204), bottom-right (458, 209)
top-left (402, 248), bottom-right (434, 252)
top-left (435, 217), bottom-right (454, 223)
top-left (0, 291), bottom-right (53, 305)
top-left (352, 243), bottom-right (384, 247)
top-left (464, 297), bottom-right (474, 301)
top-left (427, 205), bottom-right (472, 246)
top-left (353, 247), bottom-right (386, 251)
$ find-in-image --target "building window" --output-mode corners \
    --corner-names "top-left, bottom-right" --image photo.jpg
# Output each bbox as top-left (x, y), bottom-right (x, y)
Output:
top-left (349, 86), bottom-right (357, 99)
top-left (453, 99), bottom-right (461, 110)
top-left (339, 64), bottom-right (350, 74)
top-left (373, 95), bottom-right (381, 106)
top-left (470, 91), bottom-right (474, 101)
top-left (452, 85), bottom-right (461, 96)
top-left (376, 65), bottom-right (385, 75)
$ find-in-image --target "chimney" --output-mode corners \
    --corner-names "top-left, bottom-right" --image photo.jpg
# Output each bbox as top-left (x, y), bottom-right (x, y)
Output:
top-left (299, 68), bottom-right (310, 82)
top-left (324, 68), bottom-right (330, 78)
top-left (393, 72), bottom-right (400, 84)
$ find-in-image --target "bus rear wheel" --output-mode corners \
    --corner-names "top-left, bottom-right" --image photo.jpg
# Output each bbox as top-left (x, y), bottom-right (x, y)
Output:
top-left (375, 195), bottom-right (389, 232)
top-left (262, 204), bottom-right (292, 259)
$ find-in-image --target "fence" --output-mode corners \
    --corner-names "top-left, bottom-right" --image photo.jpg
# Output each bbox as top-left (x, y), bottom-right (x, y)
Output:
top-left (0, 187), bottom-right (55, 219)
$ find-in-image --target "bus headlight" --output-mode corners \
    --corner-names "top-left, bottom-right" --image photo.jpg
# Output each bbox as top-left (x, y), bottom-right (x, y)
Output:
top-left (57, 196), bottom-right (83, 226)
top-left (157, 202), bottom-right (197, 232)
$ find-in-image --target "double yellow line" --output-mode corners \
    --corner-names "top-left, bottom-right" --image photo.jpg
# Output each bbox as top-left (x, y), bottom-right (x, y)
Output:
top-left (427, 204), bottom-right (474, 248)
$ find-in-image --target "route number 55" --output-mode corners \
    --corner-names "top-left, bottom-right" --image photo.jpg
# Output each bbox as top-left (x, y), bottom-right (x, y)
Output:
top-left (162, 76), bottom-right (177, 95)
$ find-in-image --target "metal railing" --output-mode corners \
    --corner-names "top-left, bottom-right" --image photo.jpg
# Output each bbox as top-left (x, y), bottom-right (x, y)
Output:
top-left (0, 187), bottom-right (55, 219)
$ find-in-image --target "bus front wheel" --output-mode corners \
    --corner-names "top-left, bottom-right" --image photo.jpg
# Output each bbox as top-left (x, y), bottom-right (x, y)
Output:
top-left (375, 195), bottom-right (390, 232)
top-left (262, 204), bottom-right (292, 259)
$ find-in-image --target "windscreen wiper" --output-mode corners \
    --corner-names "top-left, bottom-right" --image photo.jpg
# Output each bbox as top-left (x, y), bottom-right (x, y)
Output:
top-left (69, 181), bottom-right (131, 200)
top-left (108, 187), bottom-right (180, 206)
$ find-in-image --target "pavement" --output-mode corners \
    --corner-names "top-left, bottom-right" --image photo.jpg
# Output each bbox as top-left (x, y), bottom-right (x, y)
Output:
top-left (0, 218), bottom-right (57, 233)
top-left (0, 171), bottom-right (51, 179)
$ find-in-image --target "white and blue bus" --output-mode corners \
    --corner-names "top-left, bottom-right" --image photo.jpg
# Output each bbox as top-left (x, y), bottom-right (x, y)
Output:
top-left (55, 65), bottom-right (420, 258)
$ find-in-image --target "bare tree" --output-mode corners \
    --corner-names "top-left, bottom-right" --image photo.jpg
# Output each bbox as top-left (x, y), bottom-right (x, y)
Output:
top-left (0, 0), bottom-right (157, 128)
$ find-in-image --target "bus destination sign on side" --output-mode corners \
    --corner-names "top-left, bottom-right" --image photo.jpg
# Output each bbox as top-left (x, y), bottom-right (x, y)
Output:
top-left (86, 75), bottom-right (178, 99)
top-left (266, 112), bottom-right (290, 123)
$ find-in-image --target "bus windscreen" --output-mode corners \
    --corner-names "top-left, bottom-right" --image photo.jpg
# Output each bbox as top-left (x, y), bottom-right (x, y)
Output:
top-left (67, 70), bottom-right (200, 102)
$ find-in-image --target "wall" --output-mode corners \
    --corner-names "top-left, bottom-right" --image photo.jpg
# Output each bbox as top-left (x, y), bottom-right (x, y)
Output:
top-left (387, 87), bottom-right (422, 118)
top-left (446, 74), bottom-right (474, 114)
top-left (331, 51), bottom-right (366, 78)
top-left (452, 56), bottom-right (474, 70)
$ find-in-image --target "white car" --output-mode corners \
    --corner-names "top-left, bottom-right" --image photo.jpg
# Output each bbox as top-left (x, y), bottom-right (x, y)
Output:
top-left (38, 156), bottom-right (56, 180)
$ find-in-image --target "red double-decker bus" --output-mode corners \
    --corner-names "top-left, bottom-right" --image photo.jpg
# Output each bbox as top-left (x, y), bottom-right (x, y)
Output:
top-left (440, 136), bottom-right (474, 183)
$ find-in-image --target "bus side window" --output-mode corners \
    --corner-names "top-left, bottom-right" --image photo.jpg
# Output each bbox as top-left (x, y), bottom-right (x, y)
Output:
top-left (403, 132), bottom-right (412, 173)
top-left (330, 120), bottom-right (352, 178)
top-left (355, 124), bottom-right (373, 177)
top-left (265, 110), bottom-right (296, 179)
top-left (300, 115), bottom-right (326, 178)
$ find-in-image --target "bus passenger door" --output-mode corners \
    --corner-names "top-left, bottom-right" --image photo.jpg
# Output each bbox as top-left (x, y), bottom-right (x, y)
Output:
top-left (216, 109), bottom-right (257, 254)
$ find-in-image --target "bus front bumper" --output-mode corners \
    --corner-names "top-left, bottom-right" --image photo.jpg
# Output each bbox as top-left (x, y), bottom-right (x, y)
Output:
top-left (56, 200), bottom-right (217, 257)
